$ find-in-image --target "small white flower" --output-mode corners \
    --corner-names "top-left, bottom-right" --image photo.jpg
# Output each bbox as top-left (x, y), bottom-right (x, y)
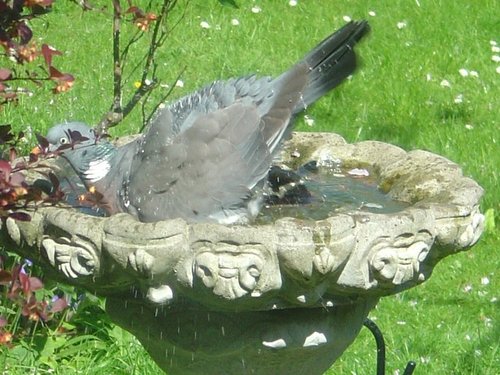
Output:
top-left (469, 70), bottom-right (479, 77)
top-left (420, 356), bottom-right (430, 364)
top-left (465, 334), bottom-right (471, 341)
top-left (231, 18), bottom-right (240, 26)
top-left (490, 297), bottom-right (498, 303)
top-left (492, 46), bottom-right (500, 53)
top-left (490, 40), bottom-right (498, 46)
top-left (288, 0), bottom-right (298, 6)
top-left (474, 349), bottom-right (482, 357)
top-left (496, 66), bottom-right (500, 74)
top-left (251, 6), bottom-right (262, 13)
top-left (304, 115), bottom-right (315, 126)
top-left (492, 55), bottom-right (500, 62)
top-left (454, 94), bottom-right (463, 104)
top-left (397, 21), bottom-right (407, 30)
top-left (426, 73), bottom-right (432, 81)
top-left (368, 11), bottom-right (376, 17)
top-left (440, 79), bottom-right (451, 88)
top-left (175, 80), bottom-right (184, 88)
top-left (200, 21), bottom-right (210, 29)
top-left (465, 124), bottom-right (474, 130)
top-left (343, 15), bottom-right (352, 22)
top-left (463, 284), bottom-right (473, 292)
top-left (459, 68), bottom-right (469, 77)
top-left (396, 321), bottom-right (406, 325)
top-left (481, 276), bottom-right (490, 285)
top-left (409, 300), bottom-right (418, 307)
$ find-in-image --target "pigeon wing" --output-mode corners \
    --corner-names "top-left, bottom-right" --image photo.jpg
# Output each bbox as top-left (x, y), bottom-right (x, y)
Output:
top-left (124, 103), bottom-right (271, 223)
top-left (124, 63), bottom-right (308, 223)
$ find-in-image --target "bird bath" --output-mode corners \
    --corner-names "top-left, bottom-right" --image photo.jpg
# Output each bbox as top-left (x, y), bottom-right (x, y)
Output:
top-left (2, 132), bottom-right (484, 375)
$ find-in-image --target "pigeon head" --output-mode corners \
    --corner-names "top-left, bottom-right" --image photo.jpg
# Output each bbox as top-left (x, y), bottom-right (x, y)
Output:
top-left (45, 122), bottom-right (96, 152)
top-left (46, 122), bottom-right (116, 184)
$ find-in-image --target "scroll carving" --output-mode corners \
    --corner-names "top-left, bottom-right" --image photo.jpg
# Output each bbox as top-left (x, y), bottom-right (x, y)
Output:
top-left (41, 235), bottom-right (99, 279)
top-left (369, 231), bottom-right (432, 286)
top-left (458, 210), bottom-right (485, 248)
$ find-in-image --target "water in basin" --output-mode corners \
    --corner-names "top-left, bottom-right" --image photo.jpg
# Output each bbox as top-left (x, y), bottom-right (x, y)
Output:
top-left (258, 161), bottom-right (409, 224)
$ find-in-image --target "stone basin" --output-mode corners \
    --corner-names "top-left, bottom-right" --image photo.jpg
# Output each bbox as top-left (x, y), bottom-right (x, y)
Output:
top-left (2, 132), bottom-right (485, 375)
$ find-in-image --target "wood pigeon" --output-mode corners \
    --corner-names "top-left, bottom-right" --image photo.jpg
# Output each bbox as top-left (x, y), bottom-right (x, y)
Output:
top-left (43, 21), bottom-right (369, 224)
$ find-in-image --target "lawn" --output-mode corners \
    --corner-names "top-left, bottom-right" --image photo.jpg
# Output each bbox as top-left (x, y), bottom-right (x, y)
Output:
top-left (1, 0), bottom-right (499, 374)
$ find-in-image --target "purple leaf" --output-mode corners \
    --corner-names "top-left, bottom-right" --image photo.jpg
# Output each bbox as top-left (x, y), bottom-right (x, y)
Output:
top-left (8, 212), bottom-right (31, 221)
top-left (41, 44), bottom-right (61, 68)
top-left (0, 160), bottom-right (12, 179)
top-left (0, 125), bottom-right (14, 144)
top-left (17, 22), bottom-right (33, 45)
top-left (50, 296), bottom-right (68, 313)
top-left (48, 172), bottom-right (60, 190)
top-left (67, 130), bottom-right (89, 144)
top-left (0, 69), bottom-right (12, 81)
top-left (35, 133), bottom-right (50, 151)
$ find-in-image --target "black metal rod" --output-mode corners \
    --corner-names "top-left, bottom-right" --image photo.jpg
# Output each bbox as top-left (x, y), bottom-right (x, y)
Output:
top-left (403, 361), bottom-right (417, 375)
top-left (363, 318), bottom-right (386, 375)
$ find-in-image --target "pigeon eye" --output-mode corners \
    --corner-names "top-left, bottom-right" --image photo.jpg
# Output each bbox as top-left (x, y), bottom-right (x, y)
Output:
top-left (59, 137), bottom-right (69, 145)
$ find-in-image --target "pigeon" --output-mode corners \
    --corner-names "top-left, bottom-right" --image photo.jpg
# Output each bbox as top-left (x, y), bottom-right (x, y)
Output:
top-left (43, 21), bottom-right (369, 224)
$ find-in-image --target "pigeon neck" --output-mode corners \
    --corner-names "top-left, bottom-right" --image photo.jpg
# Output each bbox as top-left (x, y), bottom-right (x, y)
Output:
top-left (82, 142), bottom-right (116, 184)
top-left (64, 141), bottom-right (117, 185)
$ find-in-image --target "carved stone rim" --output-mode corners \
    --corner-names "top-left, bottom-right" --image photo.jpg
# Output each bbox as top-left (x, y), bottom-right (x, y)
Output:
top-left (5, 132), bottom-right (485, 311)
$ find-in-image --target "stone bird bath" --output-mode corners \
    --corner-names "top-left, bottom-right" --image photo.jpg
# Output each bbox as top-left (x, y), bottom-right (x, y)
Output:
top-left (2, 132), bottom-right (484, 375)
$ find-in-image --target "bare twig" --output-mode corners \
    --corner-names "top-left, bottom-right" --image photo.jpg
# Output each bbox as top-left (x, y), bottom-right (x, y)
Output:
top-left (96, 0), bottom-right (123, 135)
top-left (111, 0), bottom-right (123, 116)
top-left (140, 65), bottom-right (186, 132)
top-left (95, 0), bottom-right (181, 136)
top-left (120, 0), bottom-right (175, 120)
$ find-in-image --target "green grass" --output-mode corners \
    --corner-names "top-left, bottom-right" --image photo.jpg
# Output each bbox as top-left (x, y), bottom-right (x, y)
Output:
top-left (1, 0), bottom-right (499, 374)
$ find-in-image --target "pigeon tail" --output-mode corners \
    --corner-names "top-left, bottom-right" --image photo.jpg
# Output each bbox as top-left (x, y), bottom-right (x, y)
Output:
top-left (294, 20), bottom-right (370, 112)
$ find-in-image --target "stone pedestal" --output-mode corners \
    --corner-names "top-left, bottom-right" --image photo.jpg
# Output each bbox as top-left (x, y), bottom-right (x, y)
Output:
top-left (107, 297), bottom-right (377, 375)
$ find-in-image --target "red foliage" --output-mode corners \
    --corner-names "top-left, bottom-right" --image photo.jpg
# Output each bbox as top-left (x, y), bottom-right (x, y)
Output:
top-left (126, 6), bottom-right (158, 31)
top-left (0, 124), bottom-right (67, 220)
top-left (0, 0), bottom-right (73, 105)
top-left (0, 259), bottom-right (69, 346)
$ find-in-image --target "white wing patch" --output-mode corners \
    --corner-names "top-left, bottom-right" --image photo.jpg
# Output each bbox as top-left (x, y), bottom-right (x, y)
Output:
top-left (84, 159), bottom-right (111, 182)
